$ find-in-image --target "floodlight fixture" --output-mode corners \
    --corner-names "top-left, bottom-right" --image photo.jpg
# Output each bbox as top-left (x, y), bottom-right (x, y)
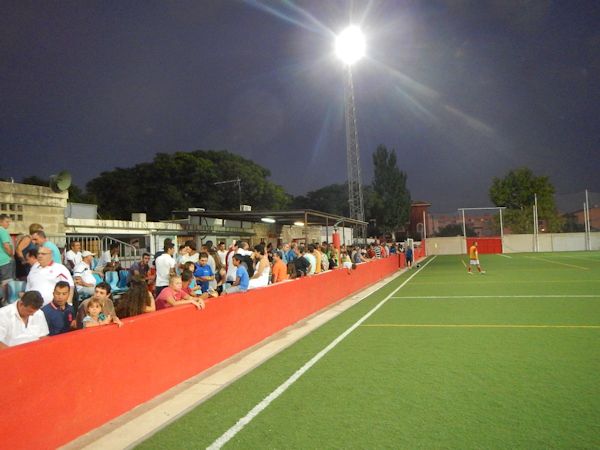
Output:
top-left (261, 217), bottom-right (276, 224)
top-left (335, 25), bottom-right (365, 66)
top-left (293, 221), bottom-right (305, 227)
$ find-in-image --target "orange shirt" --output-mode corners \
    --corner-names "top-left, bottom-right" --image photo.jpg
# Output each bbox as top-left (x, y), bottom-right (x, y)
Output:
top-left (272, 260), bottom-right (289, 283)
top-left (469, 245), bottom-right (478, 260)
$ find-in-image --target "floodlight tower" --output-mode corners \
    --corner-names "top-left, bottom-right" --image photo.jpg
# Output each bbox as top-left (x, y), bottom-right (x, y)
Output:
top-left (336, 26), bottom-right (366, 238)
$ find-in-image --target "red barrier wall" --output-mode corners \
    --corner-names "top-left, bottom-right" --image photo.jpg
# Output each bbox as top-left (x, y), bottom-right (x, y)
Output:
top-left (466, 237), bottom-right (503, 254)
top-left (0, 256), bottom-right (399, 450)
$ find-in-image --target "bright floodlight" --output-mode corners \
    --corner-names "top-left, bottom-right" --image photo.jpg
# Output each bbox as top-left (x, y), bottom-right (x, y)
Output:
top-left (335, 25), bottom-right (365, 65)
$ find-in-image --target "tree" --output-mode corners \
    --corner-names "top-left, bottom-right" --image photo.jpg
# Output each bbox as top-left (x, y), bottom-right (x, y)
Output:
top-left (435, 223), bottom-right (477, 237)
top-left (370, 145), bottom-right (411, 238)
top-left (489, 167), bottom-right (563, 233)
top-left (86, 150), bottom-right (291, 220)
top-left (292, 183), bottom-right (349, 216)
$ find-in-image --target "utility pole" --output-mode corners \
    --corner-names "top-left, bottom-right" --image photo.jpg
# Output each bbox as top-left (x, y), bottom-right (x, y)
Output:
top-left (214, 178), bottom-right (242, 210)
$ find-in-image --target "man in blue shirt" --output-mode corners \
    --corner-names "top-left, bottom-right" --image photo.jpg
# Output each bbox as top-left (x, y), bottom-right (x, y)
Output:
top-left (41, 281), bottom-right (75, 335)
top-left (31, 230), bottom-right (62, 264)
top-left (224, 254), bottom-right (249, 295)
top-left (193, 253), bottom-right (214, 293)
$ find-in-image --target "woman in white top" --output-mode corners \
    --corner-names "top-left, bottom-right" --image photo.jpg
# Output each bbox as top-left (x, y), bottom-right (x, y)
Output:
top-left (248, 244), bottom-right (270, 289)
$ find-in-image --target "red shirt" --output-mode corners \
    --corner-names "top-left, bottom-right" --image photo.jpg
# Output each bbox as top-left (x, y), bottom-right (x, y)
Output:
top-left (155, 287), bottom-right (186, 310)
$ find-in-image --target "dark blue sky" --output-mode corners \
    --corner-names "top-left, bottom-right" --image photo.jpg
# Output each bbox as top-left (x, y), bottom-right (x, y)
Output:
top-left (2, 1), bottom-right (599, 212)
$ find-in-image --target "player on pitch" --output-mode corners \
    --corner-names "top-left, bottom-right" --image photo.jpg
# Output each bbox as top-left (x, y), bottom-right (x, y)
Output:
top-left (467, 241), bottom-right (485, 274)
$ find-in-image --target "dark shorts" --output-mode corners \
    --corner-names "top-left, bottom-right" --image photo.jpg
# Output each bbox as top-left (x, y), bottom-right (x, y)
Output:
top-left (0, 260), bottom-right (15, 283)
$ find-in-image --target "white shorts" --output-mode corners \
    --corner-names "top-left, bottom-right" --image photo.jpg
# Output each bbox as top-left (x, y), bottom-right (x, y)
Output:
top-left (469, 259), bottom-right (480, 265)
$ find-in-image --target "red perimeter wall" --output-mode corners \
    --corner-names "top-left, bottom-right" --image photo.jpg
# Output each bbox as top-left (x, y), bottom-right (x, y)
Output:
top-left (466, 237), bottom-right (503, 254)
top-left (0, 256), bottom-right (400, 450)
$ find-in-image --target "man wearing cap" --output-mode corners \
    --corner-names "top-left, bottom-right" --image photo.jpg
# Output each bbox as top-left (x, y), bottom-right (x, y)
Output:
top-left (73, 251), bottom-right (97, 298)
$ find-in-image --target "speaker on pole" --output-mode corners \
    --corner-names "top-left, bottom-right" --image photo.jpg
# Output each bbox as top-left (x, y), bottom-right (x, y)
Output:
top-left (49, 171), bottom-right (72, 193)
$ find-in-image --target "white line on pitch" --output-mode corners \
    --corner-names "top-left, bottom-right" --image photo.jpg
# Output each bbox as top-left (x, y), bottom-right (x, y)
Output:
top-left (206, 257), bottom-right (438, 449)
top-left (391, 295), bottom-right (600, 299)
top-left (499, 254), bottom-right (512, 258)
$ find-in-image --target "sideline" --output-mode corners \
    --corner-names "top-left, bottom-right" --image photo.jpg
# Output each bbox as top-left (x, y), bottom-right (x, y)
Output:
top-left (361, 324), bottom-right (600, 329)
top-left (391, 294), bottom-right (600, 299)
top-left (526, 255), bottom-right (589, 270)
top-left (63, 262), bottom-right (417, 450)
top-left (207, 256), bottom-right (436, 450)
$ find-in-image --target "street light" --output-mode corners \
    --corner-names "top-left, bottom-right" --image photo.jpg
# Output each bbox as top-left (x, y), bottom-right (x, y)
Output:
top-left (335, 25), bottom-right (366, 241)
top-left (335, 25), bottom-right (365, 65)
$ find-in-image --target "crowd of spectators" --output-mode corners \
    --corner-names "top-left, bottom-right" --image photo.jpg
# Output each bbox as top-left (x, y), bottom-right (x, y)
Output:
top-left (0, 216), bottom-right (405, 349)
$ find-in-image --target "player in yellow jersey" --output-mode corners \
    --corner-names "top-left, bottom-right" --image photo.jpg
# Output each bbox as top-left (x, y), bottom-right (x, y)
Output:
top-left (467, 241), bottom-right (485, 274)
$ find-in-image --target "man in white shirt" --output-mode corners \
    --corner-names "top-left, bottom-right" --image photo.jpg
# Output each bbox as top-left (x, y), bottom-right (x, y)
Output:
top-left (0, 290), bottom-right (49, 348)
top-left (216, 241), bottom-right (227, 266)
top-left (26, 248), bottom-right (74, 305)
top-left (155, 243), bottom-right (176, 297)
top-left (73, 251), bottom-right (97, 298)
top-left (65, 240), bottom-right (83, 271)
top-left (97, 242), bottom-right (120, 271)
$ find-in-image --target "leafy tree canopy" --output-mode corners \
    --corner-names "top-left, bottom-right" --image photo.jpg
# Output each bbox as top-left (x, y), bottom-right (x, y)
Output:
top-left (86, 150), bottom-right (290, 220)
top-left (370, 145), bottom-right (411, 236)
top-left (435, 223), bottom-right (477, 237)
top-left (292, 183), bottom-right (349, 217)
top-left (489, 167), bottom-right (563, 233)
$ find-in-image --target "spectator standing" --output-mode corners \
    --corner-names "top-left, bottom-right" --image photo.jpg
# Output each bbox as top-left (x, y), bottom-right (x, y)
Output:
top-left (41, 281), bottom-right (75, 335)
top-left (193, 252), bottom-right (215, 294)
top-left (0, 290), bottom-right (48, 348)
top-left (225, 241), bottom-right (239, 285)
top-left (293, 247), bottom-right (310, 277)
top-left (14, 223), bottom-right (43, 280)
top-left (65, 241), bottom-right (83, 272)
top-left (0, 214), bottom-right (15, 302)
top-left (31, 230), bottom-right (62, 264)
top-left (201, 244), bottom-right (217, 291)
top-left (155, 243), bottom-right (176, 297)
top-left (73, 251), bottom-right (97, 298)
top-left (248, 244), bottom-right (270, 289)
top-left (286, 242), bottom-right (297, 264)
top-left (405, 245), bottom-right (414, 269)
top-left (216, 241), bottom-right (227, 266)
top-left (304, 244), bottom-right (317, 275)
top-left (271, 251), bottom-right (289, 283)
top-left (26, 247), bottom-right (74, 305)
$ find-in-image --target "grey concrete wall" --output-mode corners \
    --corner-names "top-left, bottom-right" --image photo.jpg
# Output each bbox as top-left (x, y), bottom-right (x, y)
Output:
top-left (0, 181), bottom-right (68, 236)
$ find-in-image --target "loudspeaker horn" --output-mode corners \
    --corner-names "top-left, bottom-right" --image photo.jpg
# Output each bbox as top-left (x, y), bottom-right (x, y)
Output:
top-left (49, 170), bottom-right (72, 193)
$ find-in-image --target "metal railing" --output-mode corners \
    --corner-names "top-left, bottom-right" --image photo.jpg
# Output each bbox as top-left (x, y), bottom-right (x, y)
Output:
top-left (65, 235), bottom-right (139, 269)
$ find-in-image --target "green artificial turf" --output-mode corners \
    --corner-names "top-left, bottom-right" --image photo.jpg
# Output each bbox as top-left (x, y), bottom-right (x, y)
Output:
top-left (137, 252), bottom-right (600, 449)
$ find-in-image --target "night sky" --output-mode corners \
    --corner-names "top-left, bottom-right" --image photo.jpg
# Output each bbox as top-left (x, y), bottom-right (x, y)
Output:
top-left (2, 1), bottom-right (599, 213)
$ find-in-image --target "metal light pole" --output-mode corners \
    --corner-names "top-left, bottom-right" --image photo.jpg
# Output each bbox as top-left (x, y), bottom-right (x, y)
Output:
top-left (344, 66), bottom-right (365, 230)
top-left (336, 26), bottom-right (366, 241)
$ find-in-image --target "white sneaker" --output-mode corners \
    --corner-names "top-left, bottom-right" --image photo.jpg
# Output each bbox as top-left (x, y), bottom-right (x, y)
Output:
top-left (468, 271), bottom-right (473, 275)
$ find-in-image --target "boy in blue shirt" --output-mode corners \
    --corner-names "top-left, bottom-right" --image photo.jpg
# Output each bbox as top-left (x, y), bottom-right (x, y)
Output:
top-left (224, 254), bottom-right (249, 295)
top-left (193, 252), bottom-right (214, 293)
